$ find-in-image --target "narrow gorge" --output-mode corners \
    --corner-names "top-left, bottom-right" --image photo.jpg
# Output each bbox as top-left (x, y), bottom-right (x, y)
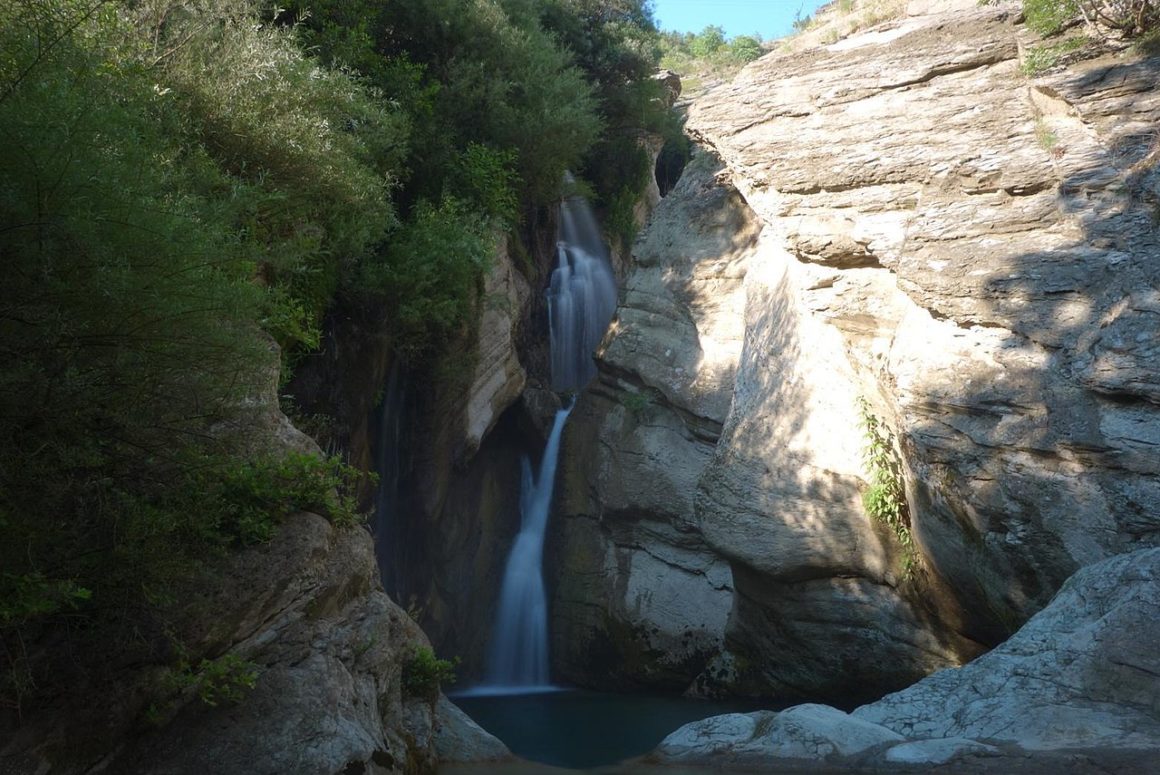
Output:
top-left (3, 0), bottom-right (1159, 773)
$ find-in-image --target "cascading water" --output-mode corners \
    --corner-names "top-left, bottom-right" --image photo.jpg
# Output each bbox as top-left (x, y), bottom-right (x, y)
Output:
top-left (482, 406), bottom-right (571, 689)
top-left (372, 365), bottom-right (405, 600)
top-left (476, 182), bottom-right (617, 692)
top-left (549, 178), bottom-right (619, 392)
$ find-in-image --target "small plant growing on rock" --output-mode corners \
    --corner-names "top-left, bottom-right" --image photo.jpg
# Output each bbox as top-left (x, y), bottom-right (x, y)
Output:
top-left (1021, 36), bottom-right (1087, 74)
top-left (857, 398), bottom-right (917, 577)
top-left (401, 647), bottom-right (458, 701)
top-left (146, 653), bottom-right (260, 724)
top-left (620, 391), bottom-right (651, 417)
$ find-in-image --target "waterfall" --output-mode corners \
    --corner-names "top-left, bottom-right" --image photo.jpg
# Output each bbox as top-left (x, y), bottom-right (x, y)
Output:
top-left (482, 405), bottom-right (572, 689)
top-left (373, 365), bottom-right (405, 599)
top-left (549, 185), bottom-right (618, 392)
top-left (474, 182), bottom-right (617, 693)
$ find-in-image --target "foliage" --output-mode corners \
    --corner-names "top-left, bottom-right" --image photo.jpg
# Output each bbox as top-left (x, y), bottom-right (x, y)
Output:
top-left (580, 132), bottom-right (652, 247)
top-left (401, 646), bottom-right (458, 700)
top-left (619, 391), bottom-right (651, 416)
top-left (196, 452), bottom-right (371, 544)
top-left (146, 652), bottom-right (260, 722)
top-left (0, 0), bottom-right (377, 717)
top-left (1025, 0), bottom-right (1081, 34)
top-left (1035, 119), bottom-right (1060, 149)
top-left (1025, 0), bottom-right (1159, 37)
top-left (0, 0), bottom-right (673, 721)
top-left (659, 26), bottom-right (766, 76)
top-left (857, 399), bottom-right (916, 577)
top-left (361, 197), bottom-right (495, 356)
top-left (133, 0), bottom-right (405, 353)
top-left (1021, 35), bottom-right (1088, 73)
top-left (451, 143), bottom-right (521, 226)
top-left (690, 25), bottom-right (726, 58)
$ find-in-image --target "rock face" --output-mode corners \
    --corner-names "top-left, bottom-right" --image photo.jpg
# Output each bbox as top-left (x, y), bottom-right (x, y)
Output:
top-left (653, 547), bottom-right (1160, 770)
top-left (553, 0), bottom-right (1160, 700)
top-left (464, 239), bottom-right (531, 457)
top-left (854, 547), bottom-right (1160, 751)
top-left (686, 3), bottom-right (1160, 648)
top-left (0, 512), bottom-right (508, 775)
top-left (548, 151), bottom-right (752, 691)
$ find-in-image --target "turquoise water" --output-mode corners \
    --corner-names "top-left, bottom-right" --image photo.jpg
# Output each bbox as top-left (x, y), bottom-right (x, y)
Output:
top-left (449, 689), bottom-right (776, 771)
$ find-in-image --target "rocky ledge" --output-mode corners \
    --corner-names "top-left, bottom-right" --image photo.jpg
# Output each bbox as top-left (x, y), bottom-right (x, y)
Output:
top-left (653, 547), bottom-right (1160, 771)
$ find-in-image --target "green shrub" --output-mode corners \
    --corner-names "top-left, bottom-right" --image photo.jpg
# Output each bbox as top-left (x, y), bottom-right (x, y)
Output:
top-left (1021, 36), bottom-right (1087, 74)
top-left (857, 399), bottom-right (916, 576)
top-left (1025, 0), bottom-right (1160, 37)
top-left (401, 646), bottom-right (458, 700)
top-left (620, 391), bottom-right (651, 416)
top-left (146, 652), bottom-right (260, 723)
top-left (197, 452), bottom-right (371, 544)
top-left (451, 143), bottom-right (521, 226)
top-left (1024, 0), bottom-right (1079, 35)
top-left (690, 25), bottom-right (726, 58)
top-left (362, 197), bottom-right (494, 357)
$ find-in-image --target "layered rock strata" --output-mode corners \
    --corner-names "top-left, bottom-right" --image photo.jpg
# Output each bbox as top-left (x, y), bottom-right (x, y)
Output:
top-left (549, 151), bottom-right (752, 691)
top-left (552, 0), bottom-right (1160, 700)
top-left (686, 5), bottom-right (1160, 650)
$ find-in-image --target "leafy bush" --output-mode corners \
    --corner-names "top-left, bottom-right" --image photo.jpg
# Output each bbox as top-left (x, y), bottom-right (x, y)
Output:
top-left (401, 646), bottom-right (458, 700)
top-left (1024, 0), bottom-right (1080, 34)
top-left (1022, 36), bottom-right (1087, 73)
top-left (857, 399), bottom-right (916, 576)
top-left (690, 25), bottom-right (726, 58)
top-left (362, 197), bottom-right (495, 356)
top-left (1025, 0), bottom-right (1159, 37)
top-left (197, 453), bottom-right (370, 544)
top-left (0, 0), bottom-right (378, 717)
top-left (658, 26), bottom-right (765, 77)
top-left (136, 0), bottom-right (406, 353)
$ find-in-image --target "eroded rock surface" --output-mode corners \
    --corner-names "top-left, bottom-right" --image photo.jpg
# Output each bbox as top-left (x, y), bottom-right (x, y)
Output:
top-left (556, 0), bottom-right (1160, 704)
top-left (653, 547), bottom-right (1160, 770)
top-left (1, 513), bottom-right (508, 775)
top-left (685, 2), bottom-right (1160, 658)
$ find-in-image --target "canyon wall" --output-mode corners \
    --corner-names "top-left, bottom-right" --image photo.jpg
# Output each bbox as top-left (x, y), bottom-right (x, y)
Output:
top-left (551, 1), bottom-right (1160, 702)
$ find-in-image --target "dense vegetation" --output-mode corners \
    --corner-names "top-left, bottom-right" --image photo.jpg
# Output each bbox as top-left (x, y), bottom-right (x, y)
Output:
top-left (1023, 0), bottom-right (1159, 37)
top-left (658, 25), bottom-right (765, 72)
top-left (0, 0), bottom-right (670, 721)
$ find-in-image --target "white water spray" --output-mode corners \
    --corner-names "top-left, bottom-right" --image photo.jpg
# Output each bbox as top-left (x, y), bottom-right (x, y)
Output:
top-left (476, 182), bottom-right (617, 692)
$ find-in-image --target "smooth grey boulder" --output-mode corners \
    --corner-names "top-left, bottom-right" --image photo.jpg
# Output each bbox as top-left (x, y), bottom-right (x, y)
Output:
top-left (855, 547), bottom-right (1160, 751)
top-left (652, 548), bottom-right (1160, 770)
top-left (655, 704), bottom-right (903, 765)
top-left (882, 738), bottom-right (1000, 765)
top-left (431, 696), bottom-right (512, 764)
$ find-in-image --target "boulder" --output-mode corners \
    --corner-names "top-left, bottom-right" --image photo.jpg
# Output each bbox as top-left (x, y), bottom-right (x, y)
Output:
top-left (655, 704), bottom-right (903, 766)
top-left (653, 548), bottom-right (1160, 770)
top-left (432, 696), bottom-right (512, 764)
top-left (855, 547), bottom-right (1160, 751)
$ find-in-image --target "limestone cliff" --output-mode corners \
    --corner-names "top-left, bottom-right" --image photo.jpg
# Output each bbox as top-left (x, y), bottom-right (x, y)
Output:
top-left (552, 0), bottom-right (1160, 702)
